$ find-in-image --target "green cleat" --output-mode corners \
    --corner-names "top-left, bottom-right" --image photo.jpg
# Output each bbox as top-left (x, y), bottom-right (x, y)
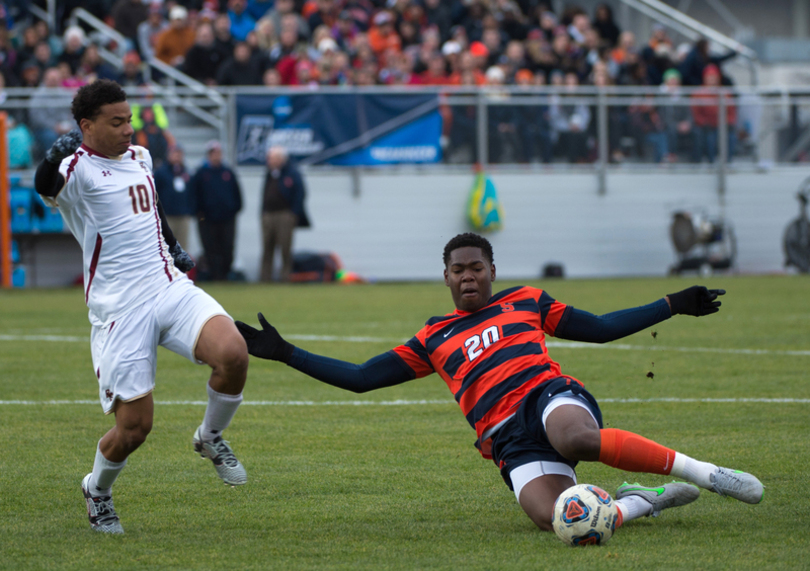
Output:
top-left (616, 481), bottom-right (700, 517)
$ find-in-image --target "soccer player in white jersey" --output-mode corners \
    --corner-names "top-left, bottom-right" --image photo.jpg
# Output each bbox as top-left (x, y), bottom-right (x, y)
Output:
top-left (34, 80), bottom-right (250, 534)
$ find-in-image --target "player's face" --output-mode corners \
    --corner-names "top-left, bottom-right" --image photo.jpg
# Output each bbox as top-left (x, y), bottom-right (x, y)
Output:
top-left (444, 246), bottom-right (496, 313)
top-left (83, 101), bottom-right (134, 157)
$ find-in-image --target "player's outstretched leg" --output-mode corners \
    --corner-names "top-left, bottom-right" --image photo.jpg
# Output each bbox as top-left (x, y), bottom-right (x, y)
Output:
top-left (193, 424), bottom-right (247, 485)
top-left (82, 473), bottom-right (124, 534)
top-left (599, 429), bottom-right (764, 504)
top-left (193, 316), bottom-right (249, 486)
top-left (616, 481), bottom-right (700, 518)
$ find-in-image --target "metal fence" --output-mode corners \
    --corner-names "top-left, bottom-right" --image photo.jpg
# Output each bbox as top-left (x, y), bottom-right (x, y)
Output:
top-left (4, 85), bottom-right (810, 195)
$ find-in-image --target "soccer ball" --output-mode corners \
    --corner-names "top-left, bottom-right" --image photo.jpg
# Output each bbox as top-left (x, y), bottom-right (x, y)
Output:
top-left (551, 484), bottom-right (619, 547)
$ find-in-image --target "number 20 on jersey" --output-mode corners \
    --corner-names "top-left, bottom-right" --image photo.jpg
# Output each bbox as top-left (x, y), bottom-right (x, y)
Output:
top-left (464, 326), bottom-right (501, 362)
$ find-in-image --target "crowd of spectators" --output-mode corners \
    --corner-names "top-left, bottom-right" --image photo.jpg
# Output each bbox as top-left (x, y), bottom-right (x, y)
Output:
top-left (0, 0), bottom-right (744, 166)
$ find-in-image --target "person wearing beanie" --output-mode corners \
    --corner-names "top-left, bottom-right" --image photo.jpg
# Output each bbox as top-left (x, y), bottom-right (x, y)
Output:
top-left (690, 64), bottom-right (737, 163)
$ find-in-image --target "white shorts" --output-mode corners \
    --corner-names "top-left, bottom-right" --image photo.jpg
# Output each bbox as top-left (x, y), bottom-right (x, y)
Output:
top-left (90, 277), bottom-right (229, 414)
top-left (509, 391), bottom-right (599, 502)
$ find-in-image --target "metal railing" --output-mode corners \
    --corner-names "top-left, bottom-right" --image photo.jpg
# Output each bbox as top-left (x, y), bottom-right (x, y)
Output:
top-left (6, 85), bottom-right (810, 195)
top-left (65, 8), bottom-right (226, 139)
top-left (618, 0), bottom-right (759, 84)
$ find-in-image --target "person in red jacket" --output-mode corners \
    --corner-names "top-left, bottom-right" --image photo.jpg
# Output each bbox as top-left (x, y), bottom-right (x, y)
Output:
top-left (690, 64), bottom-right (736, 163)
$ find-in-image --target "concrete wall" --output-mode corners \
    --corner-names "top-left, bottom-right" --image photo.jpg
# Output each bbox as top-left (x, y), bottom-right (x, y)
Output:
top-left (217, 167), bottom-right (808, 282)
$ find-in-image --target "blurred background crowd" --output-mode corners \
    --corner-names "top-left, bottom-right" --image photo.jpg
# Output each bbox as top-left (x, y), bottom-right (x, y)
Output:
top-left (0, 0), bottom-right (744, 167)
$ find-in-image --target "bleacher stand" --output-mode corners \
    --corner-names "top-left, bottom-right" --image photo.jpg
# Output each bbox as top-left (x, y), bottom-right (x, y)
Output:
top-left (1, 0), bottom-right (745, 167)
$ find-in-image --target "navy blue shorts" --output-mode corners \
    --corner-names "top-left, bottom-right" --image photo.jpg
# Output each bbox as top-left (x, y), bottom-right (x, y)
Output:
top-left (490, 377), bottom-right (603, 492)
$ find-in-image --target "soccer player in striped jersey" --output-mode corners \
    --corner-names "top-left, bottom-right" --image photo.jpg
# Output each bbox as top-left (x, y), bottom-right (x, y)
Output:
top-left (236, 233), bottom-right (763, 534)
top-left (34, 80), bottom-right (250, 534)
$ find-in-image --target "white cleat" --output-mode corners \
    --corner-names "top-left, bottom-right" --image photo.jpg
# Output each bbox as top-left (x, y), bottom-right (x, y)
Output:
top-left (616, 481), bottom-right (700, 517)
top-left (193, 426), bottom-right (247, 486)
top-left (710, 467), bottom-right (764, 504)
top-left (81, 473), bottom-right (124, 534)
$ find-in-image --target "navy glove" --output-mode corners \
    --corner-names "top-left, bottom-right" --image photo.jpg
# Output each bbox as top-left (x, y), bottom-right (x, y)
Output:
top-left (169, 242), bottom-right (195, 273)
top-left (667, 286), bottom-right (726, 316)
top-left (45, 129), bottom-right (83, 164)
top-left (234, 313), bottom-right (295, 362)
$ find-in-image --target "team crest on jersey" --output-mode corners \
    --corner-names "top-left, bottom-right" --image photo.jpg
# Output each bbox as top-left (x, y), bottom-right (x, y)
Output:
top-left (139, 161), bottom-right (149, 173)
top-left (101, 170), bottom-right (112, 177)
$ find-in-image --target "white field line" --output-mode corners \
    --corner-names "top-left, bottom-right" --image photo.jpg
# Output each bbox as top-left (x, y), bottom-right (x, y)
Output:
top-left (2, 333), bottom-right (810, 357)
top-left (1, 398), bottom-right (808, 406)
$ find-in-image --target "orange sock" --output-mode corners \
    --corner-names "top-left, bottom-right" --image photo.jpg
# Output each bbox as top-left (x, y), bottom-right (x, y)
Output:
top-left (598, 429), bottom-right (676, 475)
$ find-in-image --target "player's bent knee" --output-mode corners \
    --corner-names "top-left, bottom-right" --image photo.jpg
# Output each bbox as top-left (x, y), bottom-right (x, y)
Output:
top-left (552, 426), bottom-right (601, 461)
top-left (120, 424), bottom-right (150, 453)
top-left (220, 334), bottom-right (249, 374)
top-left (561, 430), bottom-right (601, 460)
top-left (206, 332), bottom-right (248, 375)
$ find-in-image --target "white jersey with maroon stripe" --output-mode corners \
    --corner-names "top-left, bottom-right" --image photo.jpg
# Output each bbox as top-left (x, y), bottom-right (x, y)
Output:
top-left (55, 144), bottom-right (184, 326)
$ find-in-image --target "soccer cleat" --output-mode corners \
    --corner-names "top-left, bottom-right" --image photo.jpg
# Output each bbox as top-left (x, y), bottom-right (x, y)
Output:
top-left (616, 481), bottom-right (700, 517)
top-left (81, 473), bottom-right (124, 534)
top-left (710, 467), bottom-right (764, 504)
top-left (193, 426), bottom-right (247, 486)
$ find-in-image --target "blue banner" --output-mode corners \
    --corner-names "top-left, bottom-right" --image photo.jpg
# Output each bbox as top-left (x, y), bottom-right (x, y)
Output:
top-left (235, 93), bottom-right (442, 166)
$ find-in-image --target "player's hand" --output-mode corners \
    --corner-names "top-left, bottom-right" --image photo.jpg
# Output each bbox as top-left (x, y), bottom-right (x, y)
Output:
top-left (45, 129), bottom-right (83, 164)
top-left (234, 313), bottom-right (294, 362)
top-left (169, 242), bottom-right (195, 273)
top-left (666, 286), bottom-right (726, 316)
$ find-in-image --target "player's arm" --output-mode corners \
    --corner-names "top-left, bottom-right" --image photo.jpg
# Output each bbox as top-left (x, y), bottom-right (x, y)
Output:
top-left (34, 129), bottom-right (83, 197)
top-left (154, 193), bottom-right (195, 273)
top-left (554, 286), bottom-right (725, 344)
top-left (235, 314), bottom-right (414, 392)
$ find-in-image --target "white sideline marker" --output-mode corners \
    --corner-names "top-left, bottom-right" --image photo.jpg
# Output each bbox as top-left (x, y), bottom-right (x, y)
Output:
top-left (1, 398), bottom-right (809, 406)
top-left (2, 333), bottom-right (810, 357)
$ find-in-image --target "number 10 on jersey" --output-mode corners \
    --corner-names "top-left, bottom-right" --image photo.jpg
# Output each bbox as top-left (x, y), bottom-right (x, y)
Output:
top-left (128, 184), bottom-right (151, 214)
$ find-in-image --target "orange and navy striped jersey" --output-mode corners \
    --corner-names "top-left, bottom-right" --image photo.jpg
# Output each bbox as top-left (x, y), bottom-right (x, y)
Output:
top-left (389, 286), bottom-right (574, 457)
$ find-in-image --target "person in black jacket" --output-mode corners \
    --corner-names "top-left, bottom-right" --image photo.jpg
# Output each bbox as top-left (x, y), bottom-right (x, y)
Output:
top-left (153, 145), bottom-right (194, 246)
top-left (189, 141), bottom-right (243, 280)
top-left (679, 38), bottom-right (737, 86)
top-left (216, 42), bottom-right (261, 85)
top-left (182, 23), bottom-right (226, 85)
top-left (260, 146), bottom-right (311, 282)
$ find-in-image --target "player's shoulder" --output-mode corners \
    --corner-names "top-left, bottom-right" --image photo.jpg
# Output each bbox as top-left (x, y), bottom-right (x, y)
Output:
top-left (424, 313), bottom-right (456, 327)
top-left (125, 145), bottom-right (152, 162)
top-left (490, 285), bottom-right (540, 303)
top-left (59, 147), bottom-right (92, 178)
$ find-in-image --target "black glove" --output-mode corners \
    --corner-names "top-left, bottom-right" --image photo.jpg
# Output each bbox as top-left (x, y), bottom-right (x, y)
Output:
top-left (45, 129), bottom-right (83, 164)
top-left (234, 313), bottom-right (295, 362)
top-left (667, 286), bottom-right (726, 316)
top-left (169, 242), bottom-right (195, 273)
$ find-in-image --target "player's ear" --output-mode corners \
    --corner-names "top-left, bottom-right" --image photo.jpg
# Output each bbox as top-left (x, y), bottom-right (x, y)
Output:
top-left (491, 263), bottom-right (496, 282)
top-left (443, 267), bottom-right (449, 286)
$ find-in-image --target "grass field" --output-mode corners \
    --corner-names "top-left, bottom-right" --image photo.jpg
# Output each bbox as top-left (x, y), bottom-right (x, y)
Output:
top-left (1, 275), bottom-right (809, 570)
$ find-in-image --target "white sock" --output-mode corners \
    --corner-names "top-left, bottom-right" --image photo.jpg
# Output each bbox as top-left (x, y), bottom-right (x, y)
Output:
top-left (615, 496), bottom-right (652, 523)
top-left (89, 443), bottom-right (127, 497)
top-left (200, 384), bottom-right (243, 442)
top-left (670, 452), bottom-right (717, 489)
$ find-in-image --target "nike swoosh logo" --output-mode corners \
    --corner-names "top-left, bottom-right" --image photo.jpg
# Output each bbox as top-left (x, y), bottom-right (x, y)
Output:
top-left (622, 486), bottom-right (666, 496)
top-left (443, 326), bottom-right (457, 338)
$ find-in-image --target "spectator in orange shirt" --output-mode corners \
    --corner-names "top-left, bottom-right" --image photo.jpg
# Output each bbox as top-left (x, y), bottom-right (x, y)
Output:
top-left (447, 50), bottom-right (486, 86)
top-left (368, 11), bottom-right (401, 56)
top-left (155, 6), bottom-right (196, 66)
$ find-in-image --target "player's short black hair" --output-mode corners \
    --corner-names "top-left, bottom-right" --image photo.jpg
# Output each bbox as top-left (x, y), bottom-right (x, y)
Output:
top-left (71, 79), bottom-right (127, 125)
top-left (443, 233), bottom-right (494, 266)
